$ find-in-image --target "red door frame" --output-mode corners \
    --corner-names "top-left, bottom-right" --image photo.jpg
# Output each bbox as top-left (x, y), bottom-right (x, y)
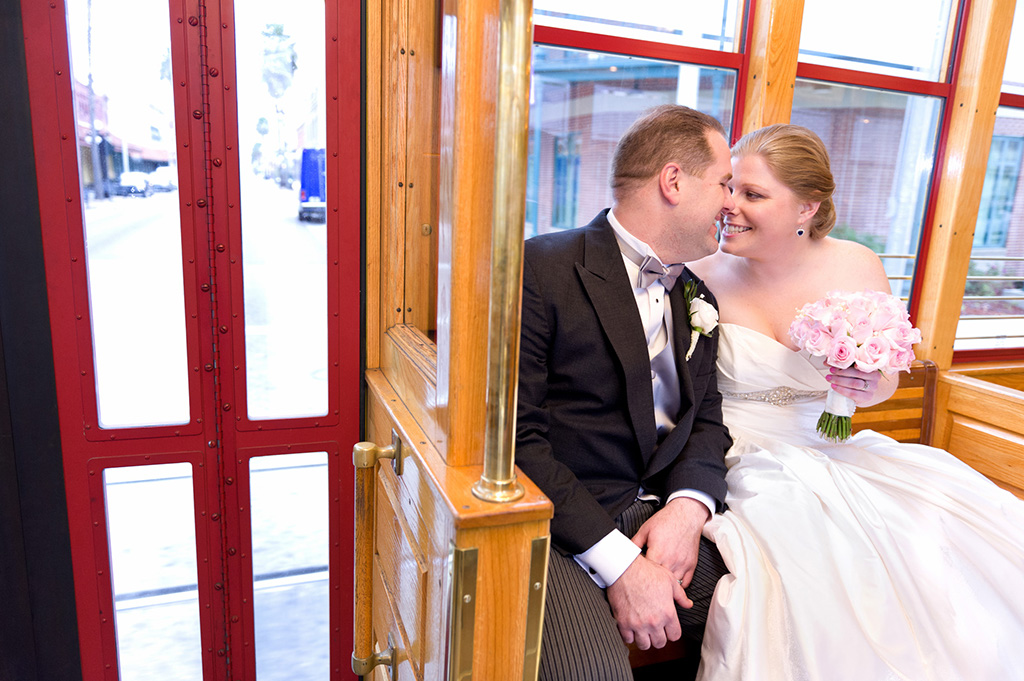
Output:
top-left (19, 1), bottom-right (361, 679)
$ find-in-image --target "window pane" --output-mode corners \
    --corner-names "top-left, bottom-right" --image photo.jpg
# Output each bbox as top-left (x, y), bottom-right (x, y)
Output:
top-left (533, 0), bottom-right (741, 52)
top-left (527, 46), bottom-right (736, 238)
top-left (67, 0), bottom-right (190, 429)
top-left (792, 80), bottom-right (944, 302)
top-left (1004, 8), bottom-right (1024, 96)
top-left (956, 107), bottom-right (1024, 351)
top-left (250, 452), bottom-right (329, 681)
top-left (104, 464), bottom-right (202, 681)
top-left (799, 0), bottom-right (955, 82)
top-left (235, 2), bottom-right (329, 420)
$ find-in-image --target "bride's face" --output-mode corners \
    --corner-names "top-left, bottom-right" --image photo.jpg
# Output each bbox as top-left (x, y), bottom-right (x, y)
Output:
top-left (720, 154), bottom-right (814, 258)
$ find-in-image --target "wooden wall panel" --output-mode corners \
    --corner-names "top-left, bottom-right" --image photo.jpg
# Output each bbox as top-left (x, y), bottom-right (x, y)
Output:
top-left (934, 372), bottom-right (1024, 499)
top-left (947, 418), bottom-right (1024, 496)
top-left (362, 370), bottom-right (551, 680)
top-left (456, 519), bottom-right (550, 680)
top-left (376, 473), bottom-right (428, 677)
top-left (381, 326), bottom-right (441, 446)
top-left (404, 0), bottom-right (441, 334)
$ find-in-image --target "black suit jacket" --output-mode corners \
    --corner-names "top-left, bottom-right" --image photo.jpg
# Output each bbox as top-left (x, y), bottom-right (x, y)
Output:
top-left (516, 209), bottom-right (731, 555)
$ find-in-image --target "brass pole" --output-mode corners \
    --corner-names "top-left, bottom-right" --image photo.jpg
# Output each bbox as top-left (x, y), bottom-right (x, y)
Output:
top-left (472, 0), bottom-right (533, 503)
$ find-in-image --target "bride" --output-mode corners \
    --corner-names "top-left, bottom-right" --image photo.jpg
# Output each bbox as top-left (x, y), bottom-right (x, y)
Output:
top-left (688, 124), bottom-right (1024, 680)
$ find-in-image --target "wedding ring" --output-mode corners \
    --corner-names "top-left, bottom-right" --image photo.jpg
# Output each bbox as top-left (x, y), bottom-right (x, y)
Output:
top-left (860, 378), bottom-right (868, 391)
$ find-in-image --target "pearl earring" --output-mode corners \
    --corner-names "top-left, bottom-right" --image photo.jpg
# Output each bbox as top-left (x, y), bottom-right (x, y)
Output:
top-left (796, 228), bottom-right (806, 237)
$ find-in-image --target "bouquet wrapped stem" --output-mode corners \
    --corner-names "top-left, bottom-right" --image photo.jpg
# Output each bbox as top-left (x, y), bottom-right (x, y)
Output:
top-left (817, 390), bottom-right (857, 443)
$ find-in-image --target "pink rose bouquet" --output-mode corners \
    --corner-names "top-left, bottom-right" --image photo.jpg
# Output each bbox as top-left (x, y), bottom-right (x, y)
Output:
top-left (789, 290), bottom-right (922, 442)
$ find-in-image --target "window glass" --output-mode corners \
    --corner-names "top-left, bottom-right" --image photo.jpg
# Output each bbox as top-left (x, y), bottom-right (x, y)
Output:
top-left (67, 0), bottom-right (190, 429)
top-left (526, 46), bottom-right (736, 238)
top-left (104, 464), bottom-right (202, 681)
top-left (1004, 7), bottom-right (1024, 96)
top-left (533, 0), bottom-right (741, 52)
top-left (799, 0), bottom-right (955, 82)
top-left (956, 107), bottom-right (1024, 351)
top-left (250, 452), bottom-right (330, 680)
top-left (235, 1), bottom-right (329, 420)
top-left (791, 80), bottom-right (944, 302)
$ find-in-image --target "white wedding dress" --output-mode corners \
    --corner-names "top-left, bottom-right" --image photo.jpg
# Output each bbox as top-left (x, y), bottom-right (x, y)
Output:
top-left (698, 323), bottom-right (1024, 681)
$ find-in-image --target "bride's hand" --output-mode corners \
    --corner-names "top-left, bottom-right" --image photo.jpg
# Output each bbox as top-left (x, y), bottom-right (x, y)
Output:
top-left (827, 367), bottom-right (883, 406)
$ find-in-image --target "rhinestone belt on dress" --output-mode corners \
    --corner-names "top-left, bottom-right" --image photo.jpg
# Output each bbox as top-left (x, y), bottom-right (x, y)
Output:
top-left (720, 386), bottom-right (828, 406)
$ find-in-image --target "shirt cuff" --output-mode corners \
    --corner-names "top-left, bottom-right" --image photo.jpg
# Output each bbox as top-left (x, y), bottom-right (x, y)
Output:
top-left (573, 529), bottom-right (642, 588)
top-left (666, 489), bottom-right (716, 519)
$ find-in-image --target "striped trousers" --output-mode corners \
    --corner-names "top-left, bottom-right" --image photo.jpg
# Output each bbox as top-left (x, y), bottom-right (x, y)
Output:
top-left (538, 499), bottom-right (727, 681)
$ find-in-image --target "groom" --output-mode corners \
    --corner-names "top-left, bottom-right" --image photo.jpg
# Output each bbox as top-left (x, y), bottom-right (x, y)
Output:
top-left (516, 104), bottom-right (735, 681)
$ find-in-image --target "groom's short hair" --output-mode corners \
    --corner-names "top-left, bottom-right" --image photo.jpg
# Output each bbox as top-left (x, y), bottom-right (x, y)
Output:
top-left (611, 104), bottom-right (727, 200)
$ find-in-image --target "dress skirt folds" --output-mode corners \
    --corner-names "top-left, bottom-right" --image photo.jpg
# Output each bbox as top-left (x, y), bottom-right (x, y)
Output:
top-left (698, 324), bottom-right (1024, 681)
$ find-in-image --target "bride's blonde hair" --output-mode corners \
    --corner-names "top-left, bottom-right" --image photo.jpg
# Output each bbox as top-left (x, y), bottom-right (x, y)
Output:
top-left (731, 124), bottom-right (837, 239)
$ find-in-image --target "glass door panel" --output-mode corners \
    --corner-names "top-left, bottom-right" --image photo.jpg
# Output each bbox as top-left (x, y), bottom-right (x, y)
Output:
top-left (104, 464), bottom-right (202, 681)
top-left (66, 0), bottom-right (189, 429)
top-left (249, 452), bottom-right (330, 680)
top-left (234, 1), bottom-right (329, 421)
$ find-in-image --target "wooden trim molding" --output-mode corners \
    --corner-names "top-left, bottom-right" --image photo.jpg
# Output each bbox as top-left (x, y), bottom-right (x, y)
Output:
top-left (435, 0), bottom-right (502, 466)
top-left (913, 0), bottom-right (1016, 369)
top-left (740, 0), bottom-right (805, 133)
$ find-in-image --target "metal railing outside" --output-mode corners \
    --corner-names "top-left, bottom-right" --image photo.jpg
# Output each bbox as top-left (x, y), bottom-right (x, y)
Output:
top-left (956, 255), bottom-right (1024, 347)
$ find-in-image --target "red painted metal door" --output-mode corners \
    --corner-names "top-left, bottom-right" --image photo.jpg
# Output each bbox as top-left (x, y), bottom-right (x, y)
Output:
top-left (20, 1), bottom-right (361, 679)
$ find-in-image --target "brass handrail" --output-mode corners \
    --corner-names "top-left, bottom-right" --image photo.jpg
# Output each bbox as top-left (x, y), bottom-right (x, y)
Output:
top-left (473, 0), bottom-right (533, 503)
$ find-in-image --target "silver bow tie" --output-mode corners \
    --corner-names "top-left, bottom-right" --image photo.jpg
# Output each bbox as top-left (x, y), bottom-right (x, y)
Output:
top-left (613, 229), bottom-right (686, 291)
top-left (636, 255), bottom-right (685, 291)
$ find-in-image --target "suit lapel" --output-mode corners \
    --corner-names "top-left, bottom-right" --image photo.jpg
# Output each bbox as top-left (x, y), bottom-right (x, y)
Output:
top-left (670, 274), bottom-right (696, 416)
top-left (649, 274), bottom-right (697, 468)
top-left (575, 216), bottom-right (658, 459)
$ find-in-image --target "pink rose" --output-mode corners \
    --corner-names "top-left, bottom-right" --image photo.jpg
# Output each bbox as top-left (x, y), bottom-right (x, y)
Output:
top-left (826, 335), bottom-right (858, 369)
top-left (847, 294), bottom-right (874, 315)
top-left (886, 347), bottom-right (916, 373)
top-left (803, 301), bottom-right (831, 326)
top-left (881, 323), bottom-right (921, 351)
top-left (789, 316), bottom-right (814, 344)
top-left (871, 301), bottom-right (904, 331)
top-left (804, 326), bottom-right (834, 356)
top-left (854, 337), bottom-right (891, 372)
top-left (845, 308), bottom-right (874, 344)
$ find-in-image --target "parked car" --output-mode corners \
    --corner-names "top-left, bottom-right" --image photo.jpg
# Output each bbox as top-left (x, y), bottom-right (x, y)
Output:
top-left (298, 148), bottom-right (326, 222)
top-left (147, 166), bottom-right (178, 192)
top-left (114, 171), bottom-right (152, 197)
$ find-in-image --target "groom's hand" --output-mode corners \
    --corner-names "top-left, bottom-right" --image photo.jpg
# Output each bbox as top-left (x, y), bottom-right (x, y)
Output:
top-left (633, 496), bottom-right (709, 588)
top-left (606, 554), bottom-right (692, 649)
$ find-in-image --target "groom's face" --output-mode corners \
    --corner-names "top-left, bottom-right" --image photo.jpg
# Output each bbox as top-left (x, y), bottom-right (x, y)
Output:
top-left (661, 131), bottom-right (734, 262)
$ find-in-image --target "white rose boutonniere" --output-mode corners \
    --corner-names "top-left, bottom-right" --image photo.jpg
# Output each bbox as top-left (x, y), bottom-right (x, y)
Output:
top-left (682, 280), bottom-right (719, 361)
